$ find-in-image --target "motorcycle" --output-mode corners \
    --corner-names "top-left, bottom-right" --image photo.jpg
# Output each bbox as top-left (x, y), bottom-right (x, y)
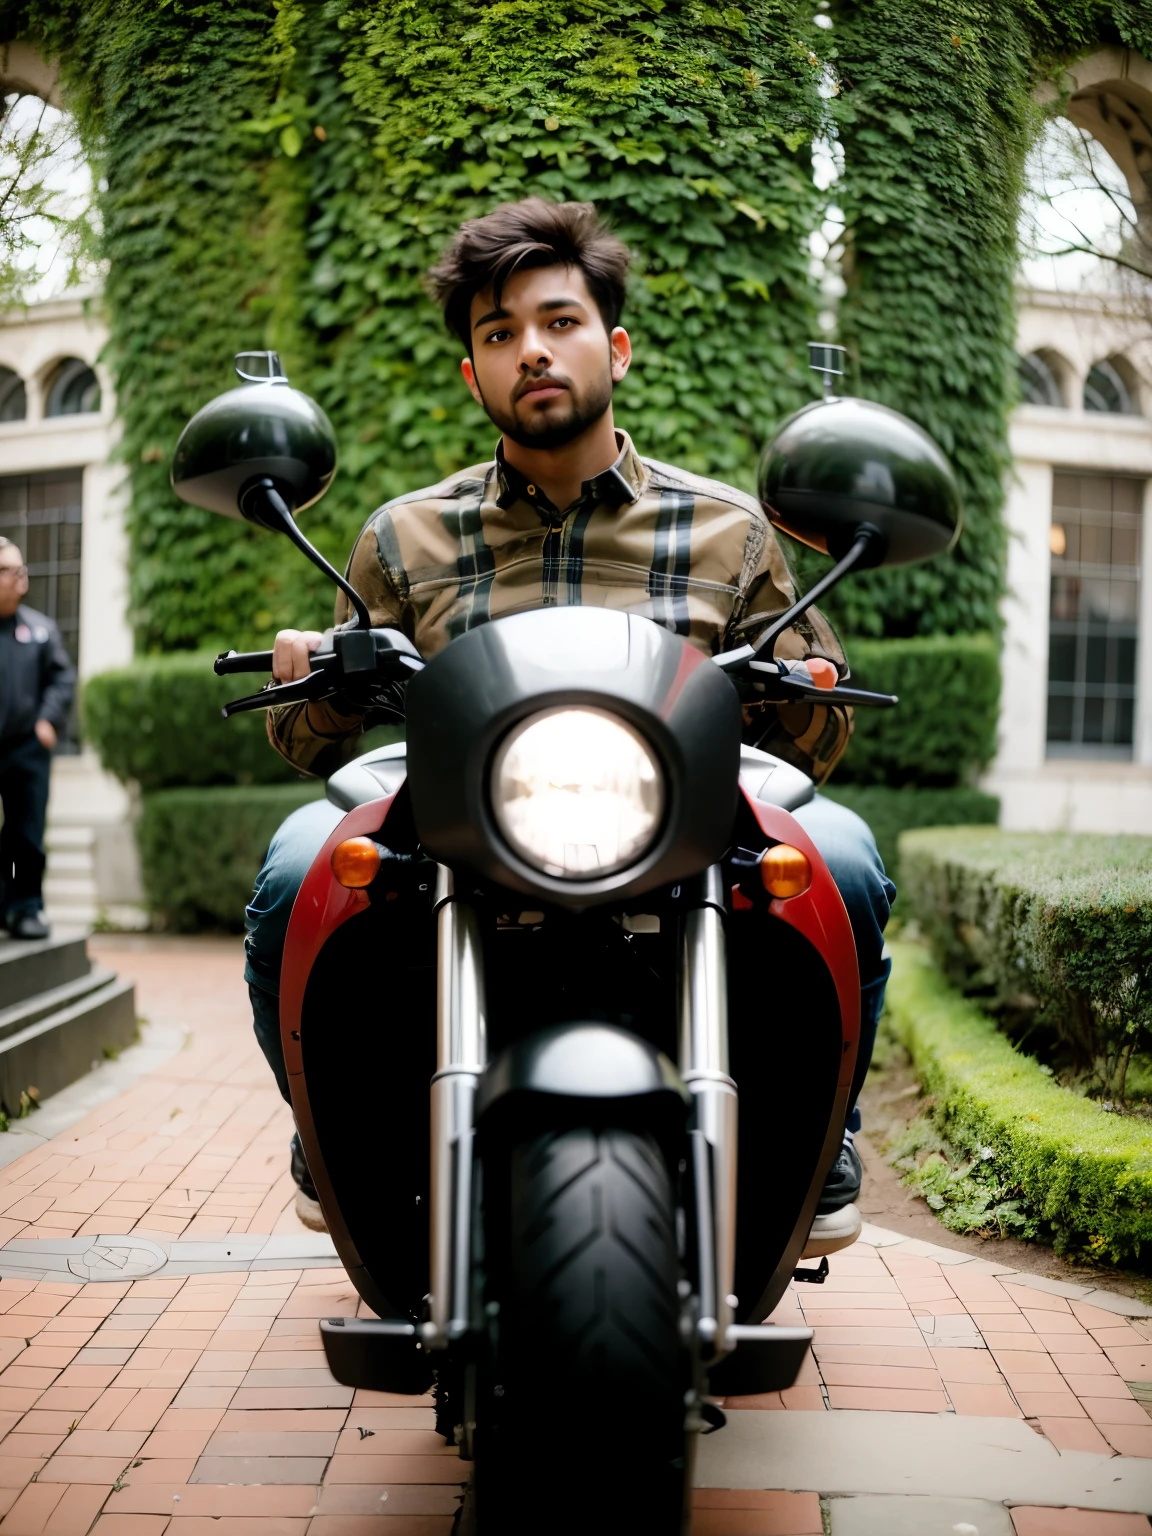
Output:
top-left (172, 345), bottom-right (959, 1534)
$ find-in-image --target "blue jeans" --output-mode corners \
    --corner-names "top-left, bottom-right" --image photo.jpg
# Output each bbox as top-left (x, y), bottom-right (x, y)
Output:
top-left (245, 793), bottom-right (894, 1135)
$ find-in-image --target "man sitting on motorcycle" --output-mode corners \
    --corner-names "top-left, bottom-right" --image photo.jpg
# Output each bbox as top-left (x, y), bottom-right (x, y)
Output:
top-left (244, 196), bottom-right (894, 1241)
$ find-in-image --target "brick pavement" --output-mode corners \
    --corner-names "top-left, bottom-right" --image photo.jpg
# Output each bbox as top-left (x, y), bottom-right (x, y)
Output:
top-left (0, 936), bottom-right (1147, 1536)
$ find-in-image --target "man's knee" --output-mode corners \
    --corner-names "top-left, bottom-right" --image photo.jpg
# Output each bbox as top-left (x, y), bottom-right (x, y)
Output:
top-left (244, 797), bottom-right (344, 994)
top-left (791, 793), bottom-right (895, 976)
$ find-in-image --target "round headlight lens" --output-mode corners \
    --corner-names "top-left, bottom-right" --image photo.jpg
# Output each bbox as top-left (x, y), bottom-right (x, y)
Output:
top-left (492, 707), bottom-right (664, 878)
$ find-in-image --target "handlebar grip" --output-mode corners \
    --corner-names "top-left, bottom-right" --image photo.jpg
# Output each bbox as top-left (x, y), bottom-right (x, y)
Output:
top-left (214, 650), bottom-right (275, 676)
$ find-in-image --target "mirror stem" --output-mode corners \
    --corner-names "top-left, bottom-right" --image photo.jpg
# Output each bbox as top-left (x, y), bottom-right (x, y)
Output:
top-left (242, 478), bottom-right (373, 630)
top-left (714, 523), bottom-right (885, 673)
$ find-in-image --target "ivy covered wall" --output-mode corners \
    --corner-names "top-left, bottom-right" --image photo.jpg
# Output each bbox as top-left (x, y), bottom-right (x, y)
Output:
top-left (1, 0), bottom-right (1147, 653)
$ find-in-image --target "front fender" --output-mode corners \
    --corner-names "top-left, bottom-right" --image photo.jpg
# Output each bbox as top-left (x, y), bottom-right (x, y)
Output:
top-left (475, 1022), bottom-right (689, 1152)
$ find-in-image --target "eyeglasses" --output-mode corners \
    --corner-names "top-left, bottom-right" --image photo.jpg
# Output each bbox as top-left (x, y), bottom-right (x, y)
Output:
top-left (0, 566), bottom-right (28, 580)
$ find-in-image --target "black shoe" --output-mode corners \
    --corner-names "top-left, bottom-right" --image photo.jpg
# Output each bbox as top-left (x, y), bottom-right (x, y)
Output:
top-left (9, 912), bottom-right (50, 941)
top-left (817, 1132), bottom-right (862, 1214)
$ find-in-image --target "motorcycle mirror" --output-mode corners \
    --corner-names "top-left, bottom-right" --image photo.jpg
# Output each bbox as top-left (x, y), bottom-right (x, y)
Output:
top-left (171, 353), bottom-right (371, 628)
top-left (757, 348), bottom-right (961, 568)
top-left (171, 352), bottom-right (337, 526)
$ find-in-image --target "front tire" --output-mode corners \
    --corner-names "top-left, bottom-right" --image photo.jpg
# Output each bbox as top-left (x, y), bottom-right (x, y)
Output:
top-left (473, 1125), bottom-right (692, 1535)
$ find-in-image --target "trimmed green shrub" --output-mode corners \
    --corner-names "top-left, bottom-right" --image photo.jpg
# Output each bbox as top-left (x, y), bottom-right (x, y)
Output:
top-left (820, 787), bottom-right (998, 879)
top-left (885, 938), bottom-right (1152, 1263)
top-left (138, 783), bottom-right (325, 930)
top-left (83, 655), bottom-right (301, 791)
top-left (836, 635), bottom-right (1001, 787)
top-left (900, 828), bottom-right (1152, 1100)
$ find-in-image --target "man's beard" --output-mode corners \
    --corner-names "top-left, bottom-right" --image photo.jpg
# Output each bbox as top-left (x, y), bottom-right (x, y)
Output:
top-left (478, 370), bottom-right (614, 451)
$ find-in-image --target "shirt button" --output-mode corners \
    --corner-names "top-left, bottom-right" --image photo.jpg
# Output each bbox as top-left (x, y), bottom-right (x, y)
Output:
top-left (527, 484), bottom-right (536, 497)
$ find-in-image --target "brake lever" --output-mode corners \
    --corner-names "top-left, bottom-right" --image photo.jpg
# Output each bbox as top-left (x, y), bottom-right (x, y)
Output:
top-left (221, 673), bottom-right (344, 719)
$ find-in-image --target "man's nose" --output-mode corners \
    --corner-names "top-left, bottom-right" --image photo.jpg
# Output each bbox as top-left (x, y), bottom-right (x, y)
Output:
top-left (518, 328), bottom-right (553, 372)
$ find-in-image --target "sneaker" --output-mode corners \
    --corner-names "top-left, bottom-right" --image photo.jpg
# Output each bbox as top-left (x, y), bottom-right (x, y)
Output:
top-left (802, 1131), bottom-right (864, 1258)
top-left (817, 1131), bottom-right (862, 1213)
top-left (802, 1203), bottom-right (862, 1258)
top-left (290, 1132), bottom-right (328, 1233)
top-left (295, 1186), bottom-right (329, 1232)
top-left (9, 912), bottom-right (50, 940)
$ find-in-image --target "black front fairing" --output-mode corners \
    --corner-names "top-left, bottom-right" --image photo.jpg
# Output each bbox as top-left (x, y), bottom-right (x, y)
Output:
top-left (404, 607), bottom-right (742, 907)
top-left (298, 787), bottom-right (844, 1326)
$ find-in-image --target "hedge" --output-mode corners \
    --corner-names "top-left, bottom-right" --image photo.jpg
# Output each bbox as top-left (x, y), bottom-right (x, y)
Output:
top-left (820, 787), bottom-right (998, 880)
top-left (83, 653), bottom-right (299, 791)
top-left (138, 783), bottom-right (325, 931)
top-left (885, 938), bottom-right (1152, 1263)
top-left (836, 635), bottom-right (1001, 787)
top-left (900, 828), bottom-right (1152, 1101)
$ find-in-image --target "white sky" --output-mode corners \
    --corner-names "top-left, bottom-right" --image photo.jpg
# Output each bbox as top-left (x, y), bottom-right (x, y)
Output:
top-left (1018, 116), bottom-right (1135, 292)
top-left (1, 91), bottom-right (95, 304)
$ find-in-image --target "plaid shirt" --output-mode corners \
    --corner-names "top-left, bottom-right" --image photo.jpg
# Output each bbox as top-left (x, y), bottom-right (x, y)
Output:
top-left (268, 431), bottom-right (852, 782)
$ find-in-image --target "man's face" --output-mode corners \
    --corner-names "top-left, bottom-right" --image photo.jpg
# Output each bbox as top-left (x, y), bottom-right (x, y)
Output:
top-left (462, 264), bottom-right (630, 450)
top-left (0, 545), bottom-right (28, 618)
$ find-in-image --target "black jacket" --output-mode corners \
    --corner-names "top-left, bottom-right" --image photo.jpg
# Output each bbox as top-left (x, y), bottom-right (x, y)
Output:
top-left (0, 605), bottom-right (76, 745)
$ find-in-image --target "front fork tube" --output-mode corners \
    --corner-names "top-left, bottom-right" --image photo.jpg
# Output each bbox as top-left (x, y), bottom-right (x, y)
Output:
top-left (426, 867), bottom-right (488, 1351)
top-left (681, 867), bottom-right (738, 1361)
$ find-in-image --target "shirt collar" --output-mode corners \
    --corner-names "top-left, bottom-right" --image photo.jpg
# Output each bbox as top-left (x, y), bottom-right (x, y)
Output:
top-left (494, 430), bottom-right (646, 519)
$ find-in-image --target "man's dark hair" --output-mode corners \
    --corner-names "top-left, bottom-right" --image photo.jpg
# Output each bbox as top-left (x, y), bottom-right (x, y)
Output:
top-left (427, 197), bottom-right (630, 352)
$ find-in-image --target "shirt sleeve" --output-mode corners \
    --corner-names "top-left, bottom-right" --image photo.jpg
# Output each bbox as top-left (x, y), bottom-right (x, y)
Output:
top-left (727, 523), bottom-right (853, 785)
top-left (266, 515), bottom-right (405, 779)
top-left (37, 619), bottom-right (76, 733)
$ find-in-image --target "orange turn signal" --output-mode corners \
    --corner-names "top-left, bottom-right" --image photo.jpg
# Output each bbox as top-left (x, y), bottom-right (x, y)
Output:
top-left (807, 657), bottom-right (838, 690)
top-left (331, 836), bottom-right (381, 889)
top-left (760, 844), bottom-right (812, 900)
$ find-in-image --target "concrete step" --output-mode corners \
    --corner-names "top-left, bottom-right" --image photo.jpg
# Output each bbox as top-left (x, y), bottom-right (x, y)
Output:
top-left (0, 965), bottom-right (122, 1045)
top-left (44, 850), bottom-right (95, 876)
top-left (46, 824), bottom-right (96, 850)
top-left (0, 930), bottom-right (90, 1010)
top-left (0, 974), bottom-right (137, 1111)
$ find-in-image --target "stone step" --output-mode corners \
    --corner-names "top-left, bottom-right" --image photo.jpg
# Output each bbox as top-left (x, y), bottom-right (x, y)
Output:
top-left (0, 974), bottom-right (137, 1110)
top-left (43, 874), bottom-right (98, 901)
top-left (44, 850), bottom-right (94, 875)
top-left (0, 930), bottom-right (90, 1011)
top-left (0, 965), bottom-right (120, 1045)
top-left (46, 824), bottom-right (96, 850)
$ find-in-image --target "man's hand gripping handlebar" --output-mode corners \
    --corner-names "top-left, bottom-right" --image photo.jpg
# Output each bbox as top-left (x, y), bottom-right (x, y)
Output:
top-left (213, 628), bottom-right (424, 720)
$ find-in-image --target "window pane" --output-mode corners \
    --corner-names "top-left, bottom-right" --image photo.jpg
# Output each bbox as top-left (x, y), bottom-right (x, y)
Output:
top-left (1046, 474), bottom-right (1142, 757)
top-left (1048, 633), bottom-right (1077, 682)
top-left (0, 471), bottom-right (83, 748)
top-left (1047, 694), bottom-right (1074, 741)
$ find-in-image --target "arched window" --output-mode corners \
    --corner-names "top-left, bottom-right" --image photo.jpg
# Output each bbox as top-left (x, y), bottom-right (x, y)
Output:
top-left (1018, 351), bottom-right (1063, 407)
top-left (1084, 359), bottom-right (1136, 415)
top-left (0, 367), bottom-right (26, 423)
top-left (44, 357), bottom-right (101, 417)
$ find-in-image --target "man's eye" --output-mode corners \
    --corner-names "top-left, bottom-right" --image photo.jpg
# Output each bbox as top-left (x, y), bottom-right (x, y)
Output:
top-left (484, 329), bottom-right (512, 344)
top-left (550, 316), bottom-right (576, 329)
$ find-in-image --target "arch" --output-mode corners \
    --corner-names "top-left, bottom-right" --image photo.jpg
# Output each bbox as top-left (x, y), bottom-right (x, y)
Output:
top-left (1083, 354), bottom-right (1140, 414)
top-left (0, 367), bottom-right (26, 423)
top-left (1038, 47), bottom-right (1152, 242)
top-left (43, 356), bottom-right (100, 416)
top-left (1018, 347), bottom-right (1074, 407)
top-left (0, 41), bottom-right (62, 109)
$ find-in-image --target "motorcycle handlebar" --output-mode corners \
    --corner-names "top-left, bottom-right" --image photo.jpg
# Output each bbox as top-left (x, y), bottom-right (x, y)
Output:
top-left (214, 650), bottom-right (274, 676)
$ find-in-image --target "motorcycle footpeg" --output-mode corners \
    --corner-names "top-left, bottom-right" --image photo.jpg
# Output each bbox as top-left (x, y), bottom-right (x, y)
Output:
top-left (320, 1316), bottom-right (434, 1395)
top-left (706, 1323), bottom-right (813, 1397)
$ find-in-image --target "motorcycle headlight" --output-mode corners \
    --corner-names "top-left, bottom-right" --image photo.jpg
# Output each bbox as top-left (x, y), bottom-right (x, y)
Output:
top-left (491, 707), bottom-right (664, 879)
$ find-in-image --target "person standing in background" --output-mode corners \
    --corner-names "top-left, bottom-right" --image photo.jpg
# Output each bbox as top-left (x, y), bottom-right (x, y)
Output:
top-left (0, 537), bottom-right (75, 939)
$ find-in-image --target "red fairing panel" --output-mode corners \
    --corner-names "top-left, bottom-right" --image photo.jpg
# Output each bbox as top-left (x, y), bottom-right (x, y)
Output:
top-left (739, 785), bottom-right (860, 1094)
top-left (280, 795), bottom-right (396, 1080)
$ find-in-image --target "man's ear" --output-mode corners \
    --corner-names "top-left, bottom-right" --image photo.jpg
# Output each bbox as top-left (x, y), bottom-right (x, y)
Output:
top-left (460, 357), bottom-right (483, 406)
top-left (610, 327), bottom-right (631, 384)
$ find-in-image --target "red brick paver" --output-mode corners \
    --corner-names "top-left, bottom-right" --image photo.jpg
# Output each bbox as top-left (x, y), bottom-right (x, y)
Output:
top-left (0, 937), bottom-right (1150, 1535)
